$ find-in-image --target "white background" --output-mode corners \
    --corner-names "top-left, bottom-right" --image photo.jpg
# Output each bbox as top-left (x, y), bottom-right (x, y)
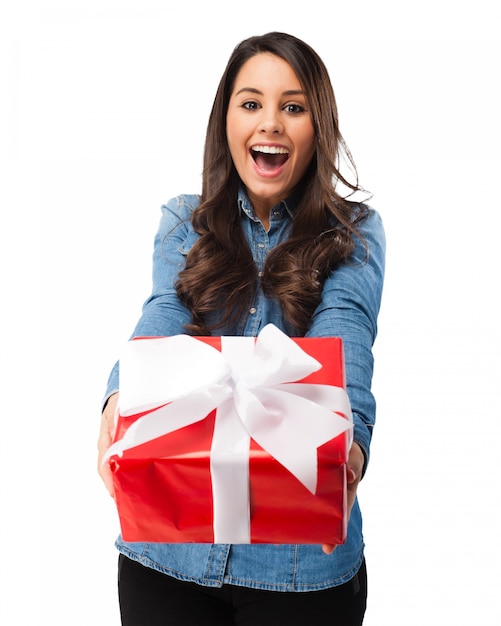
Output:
top-left (1, 0), bottom-right (500, 624)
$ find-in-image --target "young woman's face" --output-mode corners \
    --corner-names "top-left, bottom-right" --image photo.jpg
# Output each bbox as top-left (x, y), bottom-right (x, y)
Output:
top-left (226, 53), bottom-right (316, 221)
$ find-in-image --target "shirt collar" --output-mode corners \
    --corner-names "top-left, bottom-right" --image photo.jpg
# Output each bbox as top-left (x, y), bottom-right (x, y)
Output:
top-left (237, 186), bottom-right (297, 221)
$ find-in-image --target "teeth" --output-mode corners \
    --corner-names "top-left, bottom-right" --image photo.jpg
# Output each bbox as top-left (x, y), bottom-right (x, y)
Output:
top-left (252, 145), bottom-right (289, 155)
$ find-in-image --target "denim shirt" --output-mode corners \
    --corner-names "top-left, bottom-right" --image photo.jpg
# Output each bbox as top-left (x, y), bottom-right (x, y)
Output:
top-left (104, 190), bottom-right (385, 591)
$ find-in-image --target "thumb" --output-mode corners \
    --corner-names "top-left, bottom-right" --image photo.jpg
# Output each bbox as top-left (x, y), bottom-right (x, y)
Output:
top-left (346, 443), bottom-right (364, 484)
top-left (347, 465), bottom-right (358, 483)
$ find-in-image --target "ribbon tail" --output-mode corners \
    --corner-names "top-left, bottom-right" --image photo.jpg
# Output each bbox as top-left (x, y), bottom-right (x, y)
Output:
top-left (102, 385), bottom-right (230, 464)
top-left (236, 386), bottom-right (352, 494)
top-left (280, 383), bottom-right (352, 421)
top-left (278, 383), bottom-right (354, 449)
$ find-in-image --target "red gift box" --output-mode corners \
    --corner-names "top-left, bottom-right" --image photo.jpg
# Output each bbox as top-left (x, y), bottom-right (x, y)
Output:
top-left (104, 324), bottom-right (352, 545)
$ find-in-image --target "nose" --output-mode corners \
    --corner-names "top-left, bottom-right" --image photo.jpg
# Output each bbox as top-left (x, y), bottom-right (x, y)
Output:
top-left (259, 109), bottom-right (284, 134)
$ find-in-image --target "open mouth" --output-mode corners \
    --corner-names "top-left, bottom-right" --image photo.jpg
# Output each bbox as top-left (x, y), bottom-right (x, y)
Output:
top-left (251, 145), bottom-right (289, 172)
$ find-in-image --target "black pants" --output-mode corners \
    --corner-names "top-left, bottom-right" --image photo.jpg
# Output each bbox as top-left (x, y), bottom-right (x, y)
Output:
top-left (118, 553), bottom-right (367, 626)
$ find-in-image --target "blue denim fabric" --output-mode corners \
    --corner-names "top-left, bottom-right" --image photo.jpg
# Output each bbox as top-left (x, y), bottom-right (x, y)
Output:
top-left (104, 190), bottom-right (385, 591)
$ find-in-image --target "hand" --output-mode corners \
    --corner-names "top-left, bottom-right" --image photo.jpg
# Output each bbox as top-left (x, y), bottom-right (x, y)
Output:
top-left (322, 441), bottom-right (365, 555)
top-left (97, 392), bottom-right (119, 498)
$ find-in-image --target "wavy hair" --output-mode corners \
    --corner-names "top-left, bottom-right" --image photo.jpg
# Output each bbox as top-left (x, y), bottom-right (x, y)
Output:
top-left (176, 32), bottom-right (369, 335)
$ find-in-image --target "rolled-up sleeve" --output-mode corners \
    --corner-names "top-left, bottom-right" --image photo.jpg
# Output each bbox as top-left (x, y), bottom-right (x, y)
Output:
top-left (306, 208), bottom-right (386, 474)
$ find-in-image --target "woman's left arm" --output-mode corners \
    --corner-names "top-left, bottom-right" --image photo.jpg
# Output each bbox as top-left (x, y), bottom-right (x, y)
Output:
top-left (310, 208), bottom-right (385, 553)
top-left (307, 207), bottom-right (386, 477)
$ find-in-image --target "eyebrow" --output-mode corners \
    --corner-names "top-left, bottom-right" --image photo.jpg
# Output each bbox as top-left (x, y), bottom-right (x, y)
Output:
top-left (235, 87), bottom-right (305, 97)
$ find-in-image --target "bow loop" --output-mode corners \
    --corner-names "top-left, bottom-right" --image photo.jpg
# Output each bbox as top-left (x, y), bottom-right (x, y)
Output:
top-left (233, 324), bottom-right (322, 389)
top-left (118, 334), bottom-right (232, 416)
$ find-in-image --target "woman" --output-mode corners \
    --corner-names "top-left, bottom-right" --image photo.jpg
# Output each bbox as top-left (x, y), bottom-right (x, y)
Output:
top-left (98, 32), bottom-right (385, 626)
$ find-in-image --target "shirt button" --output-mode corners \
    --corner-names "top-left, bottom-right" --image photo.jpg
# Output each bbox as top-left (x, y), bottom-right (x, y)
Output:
top-left (258, 243), bottom-right (265, 248)
top-left (273, 210), bottom-right (280, 217)
top-left (258, 271), bottom-right (263, 277)
top-left (249, 307), bottom-right (257, 315)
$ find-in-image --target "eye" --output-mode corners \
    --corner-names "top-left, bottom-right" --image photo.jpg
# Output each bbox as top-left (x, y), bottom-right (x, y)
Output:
top-left (241, 101), bottom-right (260, 111)
top-left (284, 103), bottom-right (306, 114)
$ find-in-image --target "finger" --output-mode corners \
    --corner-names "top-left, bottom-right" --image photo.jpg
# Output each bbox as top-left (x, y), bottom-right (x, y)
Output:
top-left (321, 543), bottom-right (337, 555)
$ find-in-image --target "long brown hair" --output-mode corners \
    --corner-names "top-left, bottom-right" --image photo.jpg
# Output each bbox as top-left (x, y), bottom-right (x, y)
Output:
top-left (176, 32), bottom-right (369, 335)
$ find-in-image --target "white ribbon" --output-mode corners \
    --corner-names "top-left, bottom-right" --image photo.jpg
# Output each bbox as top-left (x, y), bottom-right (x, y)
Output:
top-left (103, 324), bottom-right (353, 543)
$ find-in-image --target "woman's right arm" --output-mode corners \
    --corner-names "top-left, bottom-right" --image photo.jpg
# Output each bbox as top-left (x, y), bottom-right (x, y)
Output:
top-left (97, 196), bottom-right (199, 493)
